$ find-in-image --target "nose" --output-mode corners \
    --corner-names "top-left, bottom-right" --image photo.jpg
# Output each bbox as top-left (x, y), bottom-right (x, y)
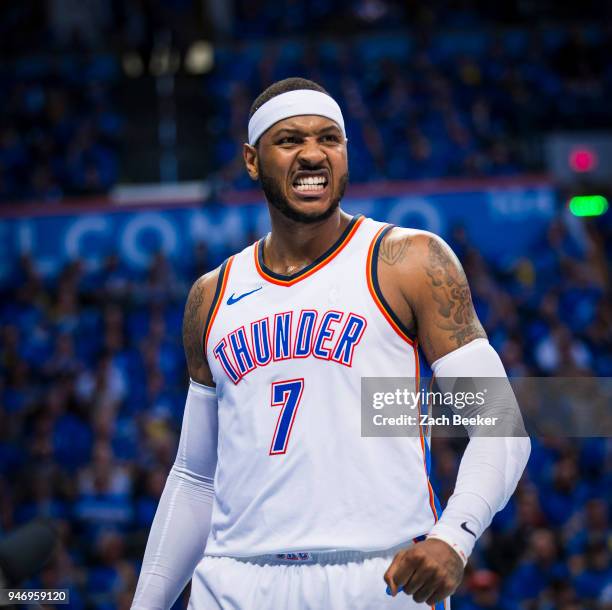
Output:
top-left (297, 138), bottom-right (326, 167)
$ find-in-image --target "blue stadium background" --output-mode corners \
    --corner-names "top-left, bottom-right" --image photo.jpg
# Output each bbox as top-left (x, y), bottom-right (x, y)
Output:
top-left (0, 1), bottom-right (610, 608)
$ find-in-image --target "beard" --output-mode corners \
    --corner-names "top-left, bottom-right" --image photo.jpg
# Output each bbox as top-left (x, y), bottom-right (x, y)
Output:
top-left (259, 164), bottom-right (348, 224)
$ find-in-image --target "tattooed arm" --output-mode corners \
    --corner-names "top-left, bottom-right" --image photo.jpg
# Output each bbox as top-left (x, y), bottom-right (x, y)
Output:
top-left (377, 228), bottom-right (486, 365)
top-left (183, 267), bottom-right (223, 386)
top-left (379, 232), bottom-right (530, 605)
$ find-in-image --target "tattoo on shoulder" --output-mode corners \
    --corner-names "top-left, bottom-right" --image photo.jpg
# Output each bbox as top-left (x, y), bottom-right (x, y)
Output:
top-left (379, 234), bottom-right (413, 266)
top-left (183, 276), bottom-right (207, 368)
top-left (425, 238), bottom-right (485, 347)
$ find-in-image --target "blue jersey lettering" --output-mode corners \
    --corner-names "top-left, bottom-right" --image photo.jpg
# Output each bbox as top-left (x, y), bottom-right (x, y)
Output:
top-left (215, 309), bottom-right (367, 383)
top-left (213, 338), bottom-right (241, 384)
top-left (294, 310), bottom-right (317, 358)
top-left (273, 312), bottom-right (292, 360)
top-left (229, 327), bottom-right (255, 375)
top-left (313, 311), bottom-right (343, 359)
top-left (251, 318), bottom-right (272, 366)
top-left (331, 314), bottom-right (367, 366)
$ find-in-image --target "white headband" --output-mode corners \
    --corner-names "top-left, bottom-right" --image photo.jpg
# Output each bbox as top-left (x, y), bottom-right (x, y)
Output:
top-left (248, 89), bottom-right (346, 145)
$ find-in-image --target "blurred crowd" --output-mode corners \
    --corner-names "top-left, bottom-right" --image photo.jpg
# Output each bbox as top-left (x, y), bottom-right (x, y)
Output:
top-left (1, 1), bottom-right (612, 201)
top-left (0, 208), bottom-right (609, 608)
top-left (3, 1), bottom-right (610, 52)
top-left (210, 23), bottom-right (611, 191)
top-left (0, 55), bottom-right (121, 203)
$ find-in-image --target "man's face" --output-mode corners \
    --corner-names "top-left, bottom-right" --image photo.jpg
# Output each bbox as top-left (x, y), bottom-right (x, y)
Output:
top-left (244, 115), bottom-right (348, 224)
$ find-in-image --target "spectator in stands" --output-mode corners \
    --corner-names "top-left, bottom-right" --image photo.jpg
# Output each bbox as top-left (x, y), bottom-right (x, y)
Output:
top-left (503, 528), bottom-right (570, 604)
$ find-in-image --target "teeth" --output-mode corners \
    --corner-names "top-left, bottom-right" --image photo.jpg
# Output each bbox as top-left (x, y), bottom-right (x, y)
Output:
top-left (296, 183), bottom-right (325, 191)
top-left (294, 176), bottom-right (327, 189)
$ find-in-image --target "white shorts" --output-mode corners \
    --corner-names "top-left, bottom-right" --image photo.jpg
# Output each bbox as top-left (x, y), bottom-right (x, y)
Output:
top-left (188, 547), bottom-right (450, 610)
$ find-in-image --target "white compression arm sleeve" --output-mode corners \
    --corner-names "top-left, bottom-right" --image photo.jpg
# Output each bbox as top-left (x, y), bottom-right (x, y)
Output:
top-left (426, 339), bottom-right (531, 564)
top-left (131, 380), bottom-right (218, 610)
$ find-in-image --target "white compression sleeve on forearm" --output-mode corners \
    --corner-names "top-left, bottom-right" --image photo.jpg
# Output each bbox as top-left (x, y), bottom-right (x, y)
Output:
top-left (131, 380), bottom-right (218, 610)
top-left (426, 339), bottom-right (531, 564)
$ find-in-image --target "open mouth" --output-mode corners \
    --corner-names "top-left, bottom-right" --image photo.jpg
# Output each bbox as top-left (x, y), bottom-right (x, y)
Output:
top-left (291, 173), bottom-right (329, 196)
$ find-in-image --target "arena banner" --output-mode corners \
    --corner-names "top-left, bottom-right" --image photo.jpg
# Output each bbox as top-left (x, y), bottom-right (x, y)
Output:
top-left (0, 182), bottom-right (556, 284)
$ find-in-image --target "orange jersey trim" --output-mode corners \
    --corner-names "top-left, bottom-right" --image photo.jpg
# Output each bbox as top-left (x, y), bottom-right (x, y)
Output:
top-left (203, 255), bottom-right (234, 354)
top-left (366, 225), bottom-right (415, 346)
top-left (254, 216), bottom-right (365, 287)
top-left (414, 343), bottom-right (439, 523)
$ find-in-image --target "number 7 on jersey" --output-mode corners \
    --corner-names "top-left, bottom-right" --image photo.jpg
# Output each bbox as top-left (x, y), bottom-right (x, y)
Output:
top-left (269, 378), bottom-right (304, 455)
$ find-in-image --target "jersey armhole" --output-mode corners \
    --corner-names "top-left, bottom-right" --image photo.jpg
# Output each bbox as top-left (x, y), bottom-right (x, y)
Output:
top-left (203, 256), bottom-right (235, 356)
top-left (365, 224), bottom-right (417, 346)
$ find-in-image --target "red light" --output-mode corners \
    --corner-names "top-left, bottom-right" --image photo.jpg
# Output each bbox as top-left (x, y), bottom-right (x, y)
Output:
top-left (569, 147), bottom-right (598, 172)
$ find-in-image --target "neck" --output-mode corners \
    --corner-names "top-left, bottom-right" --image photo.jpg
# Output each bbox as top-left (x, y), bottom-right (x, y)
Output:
top-left (263, 206), bottom-right (352, 275)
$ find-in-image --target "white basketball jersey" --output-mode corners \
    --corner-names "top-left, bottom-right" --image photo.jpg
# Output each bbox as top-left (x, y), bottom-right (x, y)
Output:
top-left (204, 215), bottom-right (439, 557)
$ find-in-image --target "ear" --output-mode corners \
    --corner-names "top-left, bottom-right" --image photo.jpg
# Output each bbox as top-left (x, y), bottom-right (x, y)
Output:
top-left (243, 143), bottom-right (259, 181)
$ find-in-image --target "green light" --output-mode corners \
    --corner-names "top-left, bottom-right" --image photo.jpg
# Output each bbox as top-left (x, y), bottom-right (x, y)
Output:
top-left (569, 195), bottom-right (609, 217)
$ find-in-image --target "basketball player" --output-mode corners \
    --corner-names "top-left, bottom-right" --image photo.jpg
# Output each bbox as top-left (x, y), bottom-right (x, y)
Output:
top-left (131, 78), bottom-right (530, 609)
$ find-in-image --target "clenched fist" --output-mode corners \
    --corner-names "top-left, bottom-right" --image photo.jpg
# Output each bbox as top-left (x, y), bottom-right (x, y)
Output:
top-left (383, 538), bottom-right (464, 604)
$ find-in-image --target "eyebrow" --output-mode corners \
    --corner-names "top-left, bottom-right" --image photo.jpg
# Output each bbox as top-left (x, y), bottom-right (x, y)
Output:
top-left (272, 125), bottom-right (342, 137)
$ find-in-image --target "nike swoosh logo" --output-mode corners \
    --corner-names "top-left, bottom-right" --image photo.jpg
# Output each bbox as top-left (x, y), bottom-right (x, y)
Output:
top-left (461, 521), bottom-right (476, 537)
top-left (226, 286), bottom-right (263, 305)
